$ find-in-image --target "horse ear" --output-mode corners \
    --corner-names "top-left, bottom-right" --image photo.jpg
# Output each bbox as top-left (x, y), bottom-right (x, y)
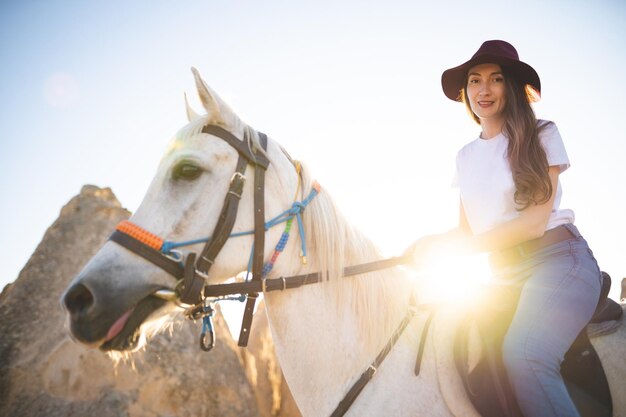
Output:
top-left (184, 93), bottom-right (201, 121)
top-left (190, 67), bottom-right (227, 124)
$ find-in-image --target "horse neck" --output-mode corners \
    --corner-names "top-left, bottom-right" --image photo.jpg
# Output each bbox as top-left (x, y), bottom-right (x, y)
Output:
top-left (262, 210), bottom-right (414, 416)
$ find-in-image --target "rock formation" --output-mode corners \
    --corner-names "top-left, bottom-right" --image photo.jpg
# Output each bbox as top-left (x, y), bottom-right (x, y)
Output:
top-left (0, 185), bottom-right (261, 417)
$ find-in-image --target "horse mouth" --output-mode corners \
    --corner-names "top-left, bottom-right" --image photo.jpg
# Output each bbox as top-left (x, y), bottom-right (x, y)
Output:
top-left (99, 295), bottom-right (169, 352)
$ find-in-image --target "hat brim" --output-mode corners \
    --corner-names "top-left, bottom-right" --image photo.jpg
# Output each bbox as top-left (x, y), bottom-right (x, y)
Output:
top-left (441, 54), bottom-right (541, 101)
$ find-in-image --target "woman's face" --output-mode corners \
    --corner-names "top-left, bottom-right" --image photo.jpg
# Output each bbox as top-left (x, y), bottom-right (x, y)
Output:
top-left (466, 63), bottom-right (506, 126)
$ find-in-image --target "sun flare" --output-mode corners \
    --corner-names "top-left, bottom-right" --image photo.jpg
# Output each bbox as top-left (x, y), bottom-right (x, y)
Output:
top-left (413, 253), bottom-right (492, 305)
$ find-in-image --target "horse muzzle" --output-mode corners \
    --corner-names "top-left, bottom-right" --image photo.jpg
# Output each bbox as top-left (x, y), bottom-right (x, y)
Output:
top-left (62, 265), bottom-right (173, 351)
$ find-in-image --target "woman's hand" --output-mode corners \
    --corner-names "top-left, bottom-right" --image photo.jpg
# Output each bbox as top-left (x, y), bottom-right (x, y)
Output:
top-left (402, 234), bottom-right (444, 269)
top-left (403, 232), bottom-right (471, 270)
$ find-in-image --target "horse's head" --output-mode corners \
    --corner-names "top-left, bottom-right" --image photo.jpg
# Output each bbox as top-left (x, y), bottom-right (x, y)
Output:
top-left (62, 68), bottom-right (301, 352)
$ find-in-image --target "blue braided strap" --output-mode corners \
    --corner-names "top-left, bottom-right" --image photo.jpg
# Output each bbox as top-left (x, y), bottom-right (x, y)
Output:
top-left (161, 185), bottom-right (319, 255)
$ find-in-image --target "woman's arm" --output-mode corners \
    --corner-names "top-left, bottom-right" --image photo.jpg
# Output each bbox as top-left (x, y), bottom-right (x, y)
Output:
top-left (406, 166), bottom-right (561, 264)
top-left (464, 165), bottom-right (560, 252)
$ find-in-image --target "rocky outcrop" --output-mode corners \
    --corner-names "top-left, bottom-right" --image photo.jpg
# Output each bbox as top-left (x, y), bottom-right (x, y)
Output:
top-left (0, 185), bottom-right (260, 417)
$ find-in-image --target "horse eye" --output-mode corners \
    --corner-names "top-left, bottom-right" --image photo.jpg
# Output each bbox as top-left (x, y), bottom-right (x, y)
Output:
top-left (172, 161), bottom-right (203, 181)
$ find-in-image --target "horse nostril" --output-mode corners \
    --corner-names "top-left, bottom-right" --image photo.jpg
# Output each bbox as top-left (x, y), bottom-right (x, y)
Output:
top-left (64, 283), bottom-right (95, 315)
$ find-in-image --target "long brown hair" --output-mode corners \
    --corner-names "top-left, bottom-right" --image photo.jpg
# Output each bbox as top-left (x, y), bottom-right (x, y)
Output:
top-left (461, 67), bottom-right (552, 210)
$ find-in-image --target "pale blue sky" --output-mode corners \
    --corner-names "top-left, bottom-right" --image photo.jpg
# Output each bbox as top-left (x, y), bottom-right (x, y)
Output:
top-left (1, 1), bottom-right (625, 299)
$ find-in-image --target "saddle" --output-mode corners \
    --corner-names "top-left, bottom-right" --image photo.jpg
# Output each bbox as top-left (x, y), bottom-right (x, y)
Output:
top-left (453, 271), bottom-right (623, 417)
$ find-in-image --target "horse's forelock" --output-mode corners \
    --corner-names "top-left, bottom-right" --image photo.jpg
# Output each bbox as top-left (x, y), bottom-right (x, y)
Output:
top-left (175, 116), bottom-right (209, 143)
top-left (172, 112), bottom-right (248, 148)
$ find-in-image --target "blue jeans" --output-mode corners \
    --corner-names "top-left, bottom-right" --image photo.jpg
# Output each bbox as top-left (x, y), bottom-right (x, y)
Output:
top-left (492, 224), bottom-right (602, 417)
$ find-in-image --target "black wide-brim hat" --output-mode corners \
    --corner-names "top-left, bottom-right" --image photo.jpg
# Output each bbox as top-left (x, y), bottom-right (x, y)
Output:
top-left (441, 40), bottom-right (541, 101)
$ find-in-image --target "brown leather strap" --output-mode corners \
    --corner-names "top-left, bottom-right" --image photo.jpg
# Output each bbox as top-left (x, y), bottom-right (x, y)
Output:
top-left (519, 224), bottom-right (575, 253)
top-left (109, 230), bottom-right (184, 279)
top-left (238, 132), bottom-right (268, 347)
top-left (490, 225), bottom-right (576, 269)
top-left (179, 154), bottom-right (249, 304)
top-left (196, 155), bottom-right (248, 273)
top-left (202, 125), bottom-right (269, 168)
top-left (179, 253), bottom-right (205, 304)
top-left (330, 296), bottom-right (417, 417)
top-left (414, 308), bottom-right (435, 375)
top-left (203, 256), bottom-right (409, 298)
top-left (183, 127), bottom-right (270, 305)
top-left (253, 133), bottom-right (268, 277)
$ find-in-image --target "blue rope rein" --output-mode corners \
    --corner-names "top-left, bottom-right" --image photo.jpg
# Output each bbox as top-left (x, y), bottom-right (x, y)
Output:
top-left (160, 184), bottom-right (320, 265)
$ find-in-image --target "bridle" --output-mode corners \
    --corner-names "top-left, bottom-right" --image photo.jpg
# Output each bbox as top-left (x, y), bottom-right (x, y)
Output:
top-left (107, 123), bottom-right (430, 416)
top-left (110, 123), bottom-right (275, 348)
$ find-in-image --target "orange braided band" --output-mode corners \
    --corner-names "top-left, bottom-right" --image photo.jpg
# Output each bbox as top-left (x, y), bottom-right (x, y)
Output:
top-left (116, 220), bottom-right (164, 251)
top-left (312, 181), bottom-right (321, 193)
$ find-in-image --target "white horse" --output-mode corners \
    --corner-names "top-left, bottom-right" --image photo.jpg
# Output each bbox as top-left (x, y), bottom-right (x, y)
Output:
top-left (63, 69), bottom-right (626, 416)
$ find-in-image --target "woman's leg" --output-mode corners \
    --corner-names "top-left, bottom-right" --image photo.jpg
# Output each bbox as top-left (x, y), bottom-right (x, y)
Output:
top-left (502, 239), bottom-right (601, 417)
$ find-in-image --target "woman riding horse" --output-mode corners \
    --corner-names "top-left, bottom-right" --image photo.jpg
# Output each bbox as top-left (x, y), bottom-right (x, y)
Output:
top-left (406, 40), bottom-right (602, 417)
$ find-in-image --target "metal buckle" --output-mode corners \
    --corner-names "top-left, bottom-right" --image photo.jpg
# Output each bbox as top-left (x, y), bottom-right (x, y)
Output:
top-left (195, 269), bottom-right (209, 280)
top-left (230, 171), bottom-right (246, 184)
top-left (228, 172), bottom-right (247, 198)
top-left (165, 249), bottom-right (183, 263)
top-left (152, 288), bottom-right (178, 302)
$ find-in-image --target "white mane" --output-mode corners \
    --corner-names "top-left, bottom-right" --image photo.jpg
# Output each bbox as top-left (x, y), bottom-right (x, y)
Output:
top-left (299, 163), bottom-right (414, 353)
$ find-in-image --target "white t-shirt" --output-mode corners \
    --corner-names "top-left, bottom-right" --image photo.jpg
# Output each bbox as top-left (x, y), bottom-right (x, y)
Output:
top-left (453, 120), bottom-right (575, 235)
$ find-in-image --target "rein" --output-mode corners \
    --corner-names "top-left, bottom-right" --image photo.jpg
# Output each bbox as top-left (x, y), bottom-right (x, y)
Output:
top-left (108, 123), bottom-right (424, 416)
top-left (203, 256), bottom-right (409, 297)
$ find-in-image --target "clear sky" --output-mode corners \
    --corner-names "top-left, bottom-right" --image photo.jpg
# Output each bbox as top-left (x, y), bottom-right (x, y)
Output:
top-left (1, 0), bottom-right (625, 300)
